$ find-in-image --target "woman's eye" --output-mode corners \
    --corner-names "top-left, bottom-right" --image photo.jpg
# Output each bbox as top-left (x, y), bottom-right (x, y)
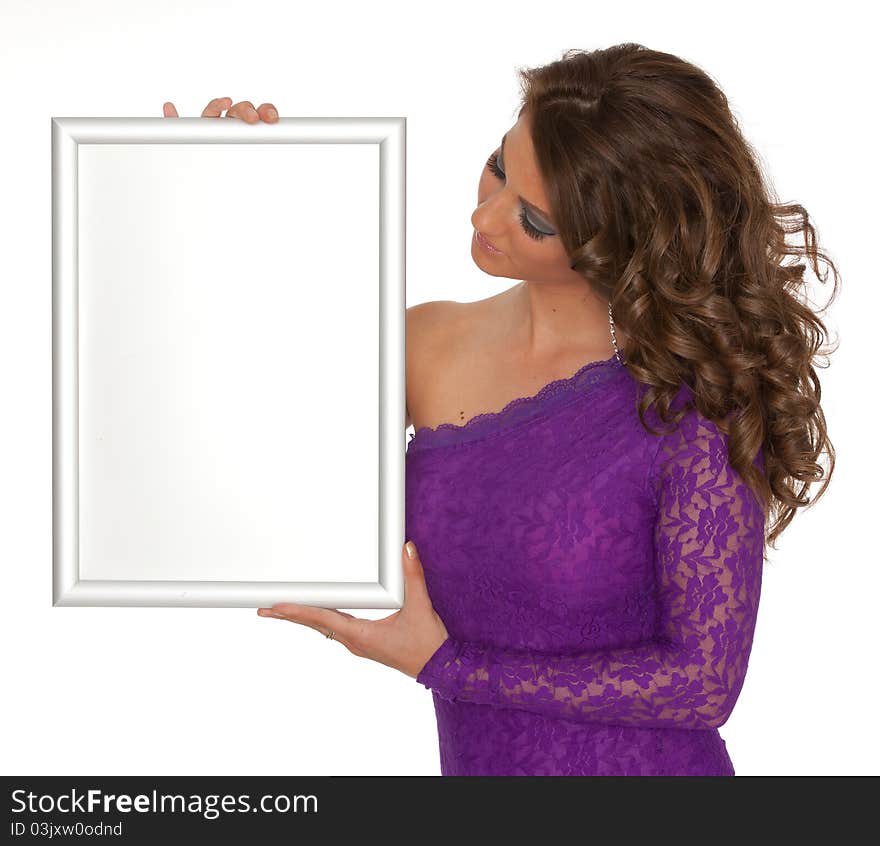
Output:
top-left (519, 208), bottom-right (548, 241)
top-left (485, 151), bottom-right (552, 242)
top-left (486, 150), bottom-right (505, 180)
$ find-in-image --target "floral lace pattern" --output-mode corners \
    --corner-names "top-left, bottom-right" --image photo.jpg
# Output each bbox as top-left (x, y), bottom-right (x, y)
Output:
top-left (406, 364), bottom-right (766, 776)
top-left (408, 352), bottom-right (622, 452)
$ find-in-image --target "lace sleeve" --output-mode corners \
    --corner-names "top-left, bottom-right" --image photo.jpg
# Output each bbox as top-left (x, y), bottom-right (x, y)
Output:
top-left (415, 410), bottom-right (766, 730)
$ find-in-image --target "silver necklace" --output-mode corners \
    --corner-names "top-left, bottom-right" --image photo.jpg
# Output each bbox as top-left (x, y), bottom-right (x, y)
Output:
top-left (608, 301), bottom-right (624, 365)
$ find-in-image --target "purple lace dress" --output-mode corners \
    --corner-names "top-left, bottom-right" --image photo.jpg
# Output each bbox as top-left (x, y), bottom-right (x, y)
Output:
top-left (406, 353), bottom-right (766, 776)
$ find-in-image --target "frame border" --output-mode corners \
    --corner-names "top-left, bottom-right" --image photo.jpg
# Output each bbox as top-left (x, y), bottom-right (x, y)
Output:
top-left (52, 116), bottom-right (406, 608)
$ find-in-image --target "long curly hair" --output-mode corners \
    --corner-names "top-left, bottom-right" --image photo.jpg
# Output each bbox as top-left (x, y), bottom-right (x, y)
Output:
top-left (515, 44), bottom-right (839, 553)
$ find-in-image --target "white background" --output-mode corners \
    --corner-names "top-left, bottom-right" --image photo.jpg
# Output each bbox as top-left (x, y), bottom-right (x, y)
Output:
top-left (1, 0), bottom-right (875, 776)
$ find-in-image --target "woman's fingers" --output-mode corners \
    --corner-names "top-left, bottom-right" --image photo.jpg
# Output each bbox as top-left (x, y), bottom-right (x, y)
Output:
top-left (259, 604), bottom-right (360, 636)
top-left (256, 103), bottom-right (279, 123)
top-left (201, 97), bottom-right (233, 118)
top-left (226, 100), bottom-right (260, 123)
top-left (163, 98), bottom-right (277, 122)
top-left (259, 604), bottom-right (369, 656)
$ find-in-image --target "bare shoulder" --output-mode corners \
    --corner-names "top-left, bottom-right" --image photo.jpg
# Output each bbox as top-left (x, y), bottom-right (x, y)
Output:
top-left (406, 300), bottom-right (464, 354)
top-left (405, 300), bottom-right (465, 429)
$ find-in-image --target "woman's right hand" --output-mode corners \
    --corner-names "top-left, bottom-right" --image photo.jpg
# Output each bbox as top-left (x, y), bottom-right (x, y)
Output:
top-left (162, 97), bottom-right (279, 124)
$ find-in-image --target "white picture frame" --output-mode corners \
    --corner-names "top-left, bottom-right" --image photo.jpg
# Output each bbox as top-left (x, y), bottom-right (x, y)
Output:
top-left (52, 116), bottom-right (407, 609)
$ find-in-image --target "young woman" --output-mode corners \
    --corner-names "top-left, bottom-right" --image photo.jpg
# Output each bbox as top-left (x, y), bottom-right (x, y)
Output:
top-left (169, 43), bottom-right (837, 776)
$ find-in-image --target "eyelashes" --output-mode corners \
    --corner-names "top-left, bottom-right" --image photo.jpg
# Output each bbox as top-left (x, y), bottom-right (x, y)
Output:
top-left (485, 150), bottom-right (506, 180)
top-left (485, 151), bottom-right (550, 242)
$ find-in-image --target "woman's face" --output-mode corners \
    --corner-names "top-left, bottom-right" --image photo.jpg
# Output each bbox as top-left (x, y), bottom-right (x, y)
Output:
top-left (471, 113), bottom-right (580, 285)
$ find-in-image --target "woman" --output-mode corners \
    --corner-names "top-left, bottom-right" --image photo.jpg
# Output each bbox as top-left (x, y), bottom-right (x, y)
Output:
top-left (168, 44), bottom-right (838, 775)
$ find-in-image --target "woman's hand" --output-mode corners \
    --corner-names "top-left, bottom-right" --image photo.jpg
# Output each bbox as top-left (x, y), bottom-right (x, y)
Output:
top-left (256, 541), bottom-right (450, 680)
top-left (162, 96), bottom-right (279, 123)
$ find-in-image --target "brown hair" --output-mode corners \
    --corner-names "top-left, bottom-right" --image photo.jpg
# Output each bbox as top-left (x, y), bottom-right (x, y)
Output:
top-left (516, 44), bottom-right (839, 553)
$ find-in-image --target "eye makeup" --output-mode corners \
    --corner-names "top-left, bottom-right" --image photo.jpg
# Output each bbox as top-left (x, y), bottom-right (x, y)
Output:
top-left (485, 148), bottom-right (558, 242)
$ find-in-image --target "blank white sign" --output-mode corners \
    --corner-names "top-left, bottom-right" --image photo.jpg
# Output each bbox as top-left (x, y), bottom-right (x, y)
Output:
top-left (53, 117), bottom-right (406, 608)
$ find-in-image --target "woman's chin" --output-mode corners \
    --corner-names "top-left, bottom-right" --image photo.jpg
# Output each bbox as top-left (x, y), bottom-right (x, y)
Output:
top-left (471, 248), bottom-right (499, 275)
top-left (471, 235), bottom-right (507, 274)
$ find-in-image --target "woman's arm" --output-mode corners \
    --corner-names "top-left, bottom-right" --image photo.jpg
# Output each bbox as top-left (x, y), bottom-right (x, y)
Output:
top-left (405, 300), bottom-right (460, 433)
top-left (416, 409), bottom-right (766, 730)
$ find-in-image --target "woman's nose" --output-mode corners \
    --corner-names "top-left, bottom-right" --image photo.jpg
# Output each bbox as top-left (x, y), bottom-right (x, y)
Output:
top-left (471, 197), bottom-right (507, 238)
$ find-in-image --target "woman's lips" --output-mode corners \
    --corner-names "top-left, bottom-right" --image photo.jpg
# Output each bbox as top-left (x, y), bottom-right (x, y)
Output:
top-left (475, 230), bottom-right (503, 255)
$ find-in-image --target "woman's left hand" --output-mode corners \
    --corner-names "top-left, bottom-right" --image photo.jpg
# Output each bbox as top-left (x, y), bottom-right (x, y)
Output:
top-left (256, 541), bottom-right (450, 679)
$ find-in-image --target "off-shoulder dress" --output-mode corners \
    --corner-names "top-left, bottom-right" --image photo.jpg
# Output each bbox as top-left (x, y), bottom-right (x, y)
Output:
top-left (406, 352), bottom-right (765, 776)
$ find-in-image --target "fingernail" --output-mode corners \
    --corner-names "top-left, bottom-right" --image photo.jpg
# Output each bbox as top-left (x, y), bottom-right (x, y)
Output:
top-left (267, 108), bottom-right (277, 118)
top-left (405, 541), bottom-right (417, 559)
